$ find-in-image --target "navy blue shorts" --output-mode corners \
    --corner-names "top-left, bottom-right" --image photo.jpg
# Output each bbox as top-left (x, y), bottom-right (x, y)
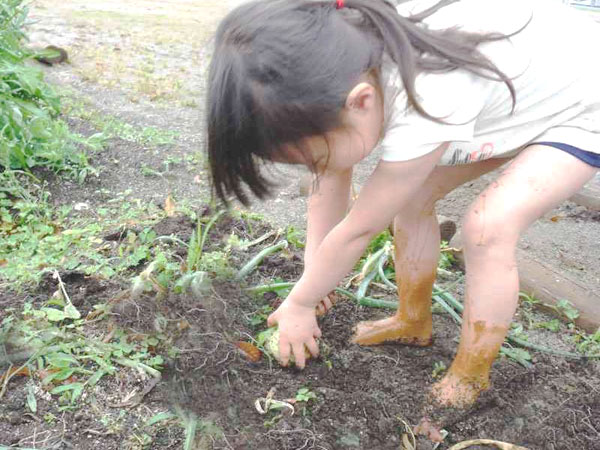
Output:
top-left (532, 141), bottom-right (600, 168)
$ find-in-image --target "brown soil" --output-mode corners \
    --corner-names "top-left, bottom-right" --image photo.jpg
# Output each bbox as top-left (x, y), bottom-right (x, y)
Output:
top-left (3, 214), bottom-right (600, 449)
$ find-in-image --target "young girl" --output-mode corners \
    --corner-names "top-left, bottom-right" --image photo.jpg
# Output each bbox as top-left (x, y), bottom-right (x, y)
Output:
top-left (206, 0), bottom-right (600, 408)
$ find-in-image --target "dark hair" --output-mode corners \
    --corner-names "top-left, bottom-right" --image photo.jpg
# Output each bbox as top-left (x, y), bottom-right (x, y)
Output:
top-left (207, 0), bottom-right (519, 205)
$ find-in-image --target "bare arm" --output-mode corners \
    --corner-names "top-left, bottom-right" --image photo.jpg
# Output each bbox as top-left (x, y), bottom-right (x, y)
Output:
top-left (267, 145), bottom-right (447, 368)
top-left (290, 145), bottom-right (447, 308)
top-left (304, 168), bottom-right (352, 268)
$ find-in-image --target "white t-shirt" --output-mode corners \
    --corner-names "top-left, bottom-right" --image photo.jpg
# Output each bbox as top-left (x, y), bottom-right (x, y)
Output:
top-left (379, 0), bottom-right (600, 165)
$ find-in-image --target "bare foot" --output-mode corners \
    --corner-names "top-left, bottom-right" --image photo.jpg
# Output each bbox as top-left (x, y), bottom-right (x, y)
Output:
top-left (351, 316), bottom-right (432, 346)
top-left (430, 371), bottom-right (489, 408)
top-left (414, 417), bottom-right (445, 442)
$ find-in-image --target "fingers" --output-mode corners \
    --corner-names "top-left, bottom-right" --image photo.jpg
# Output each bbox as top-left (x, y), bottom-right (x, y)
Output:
top-left (314, 326), bottom-right (322, 339)
top-left (267, 311), bottom-right (277, 328)
top-left (305, 338), bottom-right (319, 358)
top-left (292, 342), bottom-right (307, 369)
top-left (278, 334), bottom-right (290, 367)
top-left (315, 294), bottom-right (336, 316)
top-left (291, 336), bottom-right (320, 370)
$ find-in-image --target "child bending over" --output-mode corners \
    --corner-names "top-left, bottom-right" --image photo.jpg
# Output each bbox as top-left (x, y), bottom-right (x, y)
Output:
top-left (206, 0), bottom-right (600, 408)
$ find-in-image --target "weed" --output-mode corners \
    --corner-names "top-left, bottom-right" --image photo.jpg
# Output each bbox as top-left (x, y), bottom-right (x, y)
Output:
top-left (132, 209), bottom-right (233, 300)
top-left (518, 291), bottom-right (540, 306)
top-left (295, 387), bottom-right (317, 403)
top-left (534, 319), bottom-right (561, 332)
top-left (438, 241), bottom-right (455, 270)
top-left (0, 180), bottom-right (164, 288)
top-left (1, 1), bottom-right (100, 179)
top-left (1, 297), bottom-right (167, 408)
top-left (248, 305), bottom-right (274, 327)
top-left (432, 361), bottom-right (447, 379)
top-left (552, 299), bottom-right (580, 322)
top-left (43, 412), bottom-right (57, 424)
top-left (285, 226), bottom-right (305, 249)
top-left (510, 323), bottom-right (528, 340)
top-left (572, 328), bottom-right (600, 356)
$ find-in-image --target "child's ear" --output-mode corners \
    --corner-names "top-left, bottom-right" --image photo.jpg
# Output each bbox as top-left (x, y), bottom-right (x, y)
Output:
top-left (344, 82), bottom-right (377, 115)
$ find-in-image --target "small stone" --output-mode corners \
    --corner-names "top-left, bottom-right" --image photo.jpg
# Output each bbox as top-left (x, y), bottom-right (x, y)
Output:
top-left (74, 202), bottom-right (89, 211)
top-left (513, 417), bottom-right (525, 431)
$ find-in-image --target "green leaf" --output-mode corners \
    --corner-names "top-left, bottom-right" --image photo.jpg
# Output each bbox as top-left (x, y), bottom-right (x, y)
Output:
top-left (256, 327), bottom-right (277, 347)
top-left (502, 347), bottom-right (532, 365)
top-left (71, 383), bottom-right (84, 402)
top-left (87, 369), bottom-right (106, 387)
top-left (27, 385), bottom-right (37, 413)
top-left (29, 117), bottom-right (52, 139)
top-left (556, 300), bottom-right (580, 321)
top-left (42, 307), bottom-right (65, 322)
top-left (535, 319), bottom-right (560, 332)
top-left (53, 368), bottom-right (76, 381)
top-left (50, 382), bottom-right (84, 403)
top-left (145, 411), bottom-right (177, 427)
top-left (46, 296), bottom-right (66, 307)
top-left (46, 352), bottom-right (79, 368)
top-left (63, 304), bottom-right (81, 319)
top-left (145, 355), bottom-right (164, 368)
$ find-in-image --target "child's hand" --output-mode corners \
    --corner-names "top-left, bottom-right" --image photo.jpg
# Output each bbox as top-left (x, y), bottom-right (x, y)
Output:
top-left (267, 299), bottom-right (321, 369)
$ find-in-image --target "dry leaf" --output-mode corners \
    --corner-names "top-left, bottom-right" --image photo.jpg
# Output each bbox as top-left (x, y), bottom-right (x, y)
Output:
top-left (177, 320), bottom-right (190, 331)
top-left (0, 366), bottom-right (31, 384)
top-left (402, 433), bottom-right (416, 450)
top-left (235, 341), bottom-right (262, 362)
top-left (164, 194), bottom-right (176, 217)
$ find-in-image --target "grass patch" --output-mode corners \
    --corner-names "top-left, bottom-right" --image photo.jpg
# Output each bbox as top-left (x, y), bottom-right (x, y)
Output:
top-left (0, 174), bottom-right (167, 289)
top-left (1, 0), bottom-right (102, 181)
top-left (62, 92), bottom-right (178, 146)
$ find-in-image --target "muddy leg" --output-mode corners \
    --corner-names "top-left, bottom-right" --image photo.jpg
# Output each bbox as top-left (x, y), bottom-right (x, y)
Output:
top-left (432, 145), bottom-right (598, 408)
top-left (352, 198), bottom-right (439, 346)
top-left (352, 158), bottom-right (511, 347)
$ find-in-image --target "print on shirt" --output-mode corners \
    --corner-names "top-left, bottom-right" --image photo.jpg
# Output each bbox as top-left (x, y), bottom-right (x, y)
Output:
top-left (445, 142), bottom-right (496, 165)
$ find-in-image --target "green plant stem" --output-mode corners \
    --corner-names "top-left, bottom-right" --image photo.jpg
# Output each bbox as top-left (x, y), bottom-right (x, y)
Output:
top-left (335, 287), bottom-right (398, 309)
top-left (432, 294), bottom-right (463, 323)
top-left (183, 413), bottom-right (199, 450)
top-left (200, 210), bottom-right (226, 252)
top-left (114, 358), bottom-right (161, 378)
top-left (434, 289), bottom-right (600, 360)
top-left (506, 335), bottom-right (599, 359)
top-left (235, 240), bottom-right (288, 281)
top-left (433, 286), bottom-right (464, 312)
top-left (356, 268), bottom-right (378, 301)
top-left (247, 280), bottom-right (599, 359)
top-left (246, 282), bottom-right (294, 295)
top-left (240, 230), bottom-right (278, 250)
top-left (246, 282), bottom-right (398, 309)
top-left (359, 247), bottom-right (387, 279)
top-left (377, 252), bottom-right (397, 291)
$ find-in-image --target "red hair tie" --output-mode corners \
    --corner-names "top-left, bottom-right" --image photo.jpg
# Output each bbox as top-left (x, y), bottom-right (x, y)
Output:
top-left (336, 0), bottom-right (344, 9)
